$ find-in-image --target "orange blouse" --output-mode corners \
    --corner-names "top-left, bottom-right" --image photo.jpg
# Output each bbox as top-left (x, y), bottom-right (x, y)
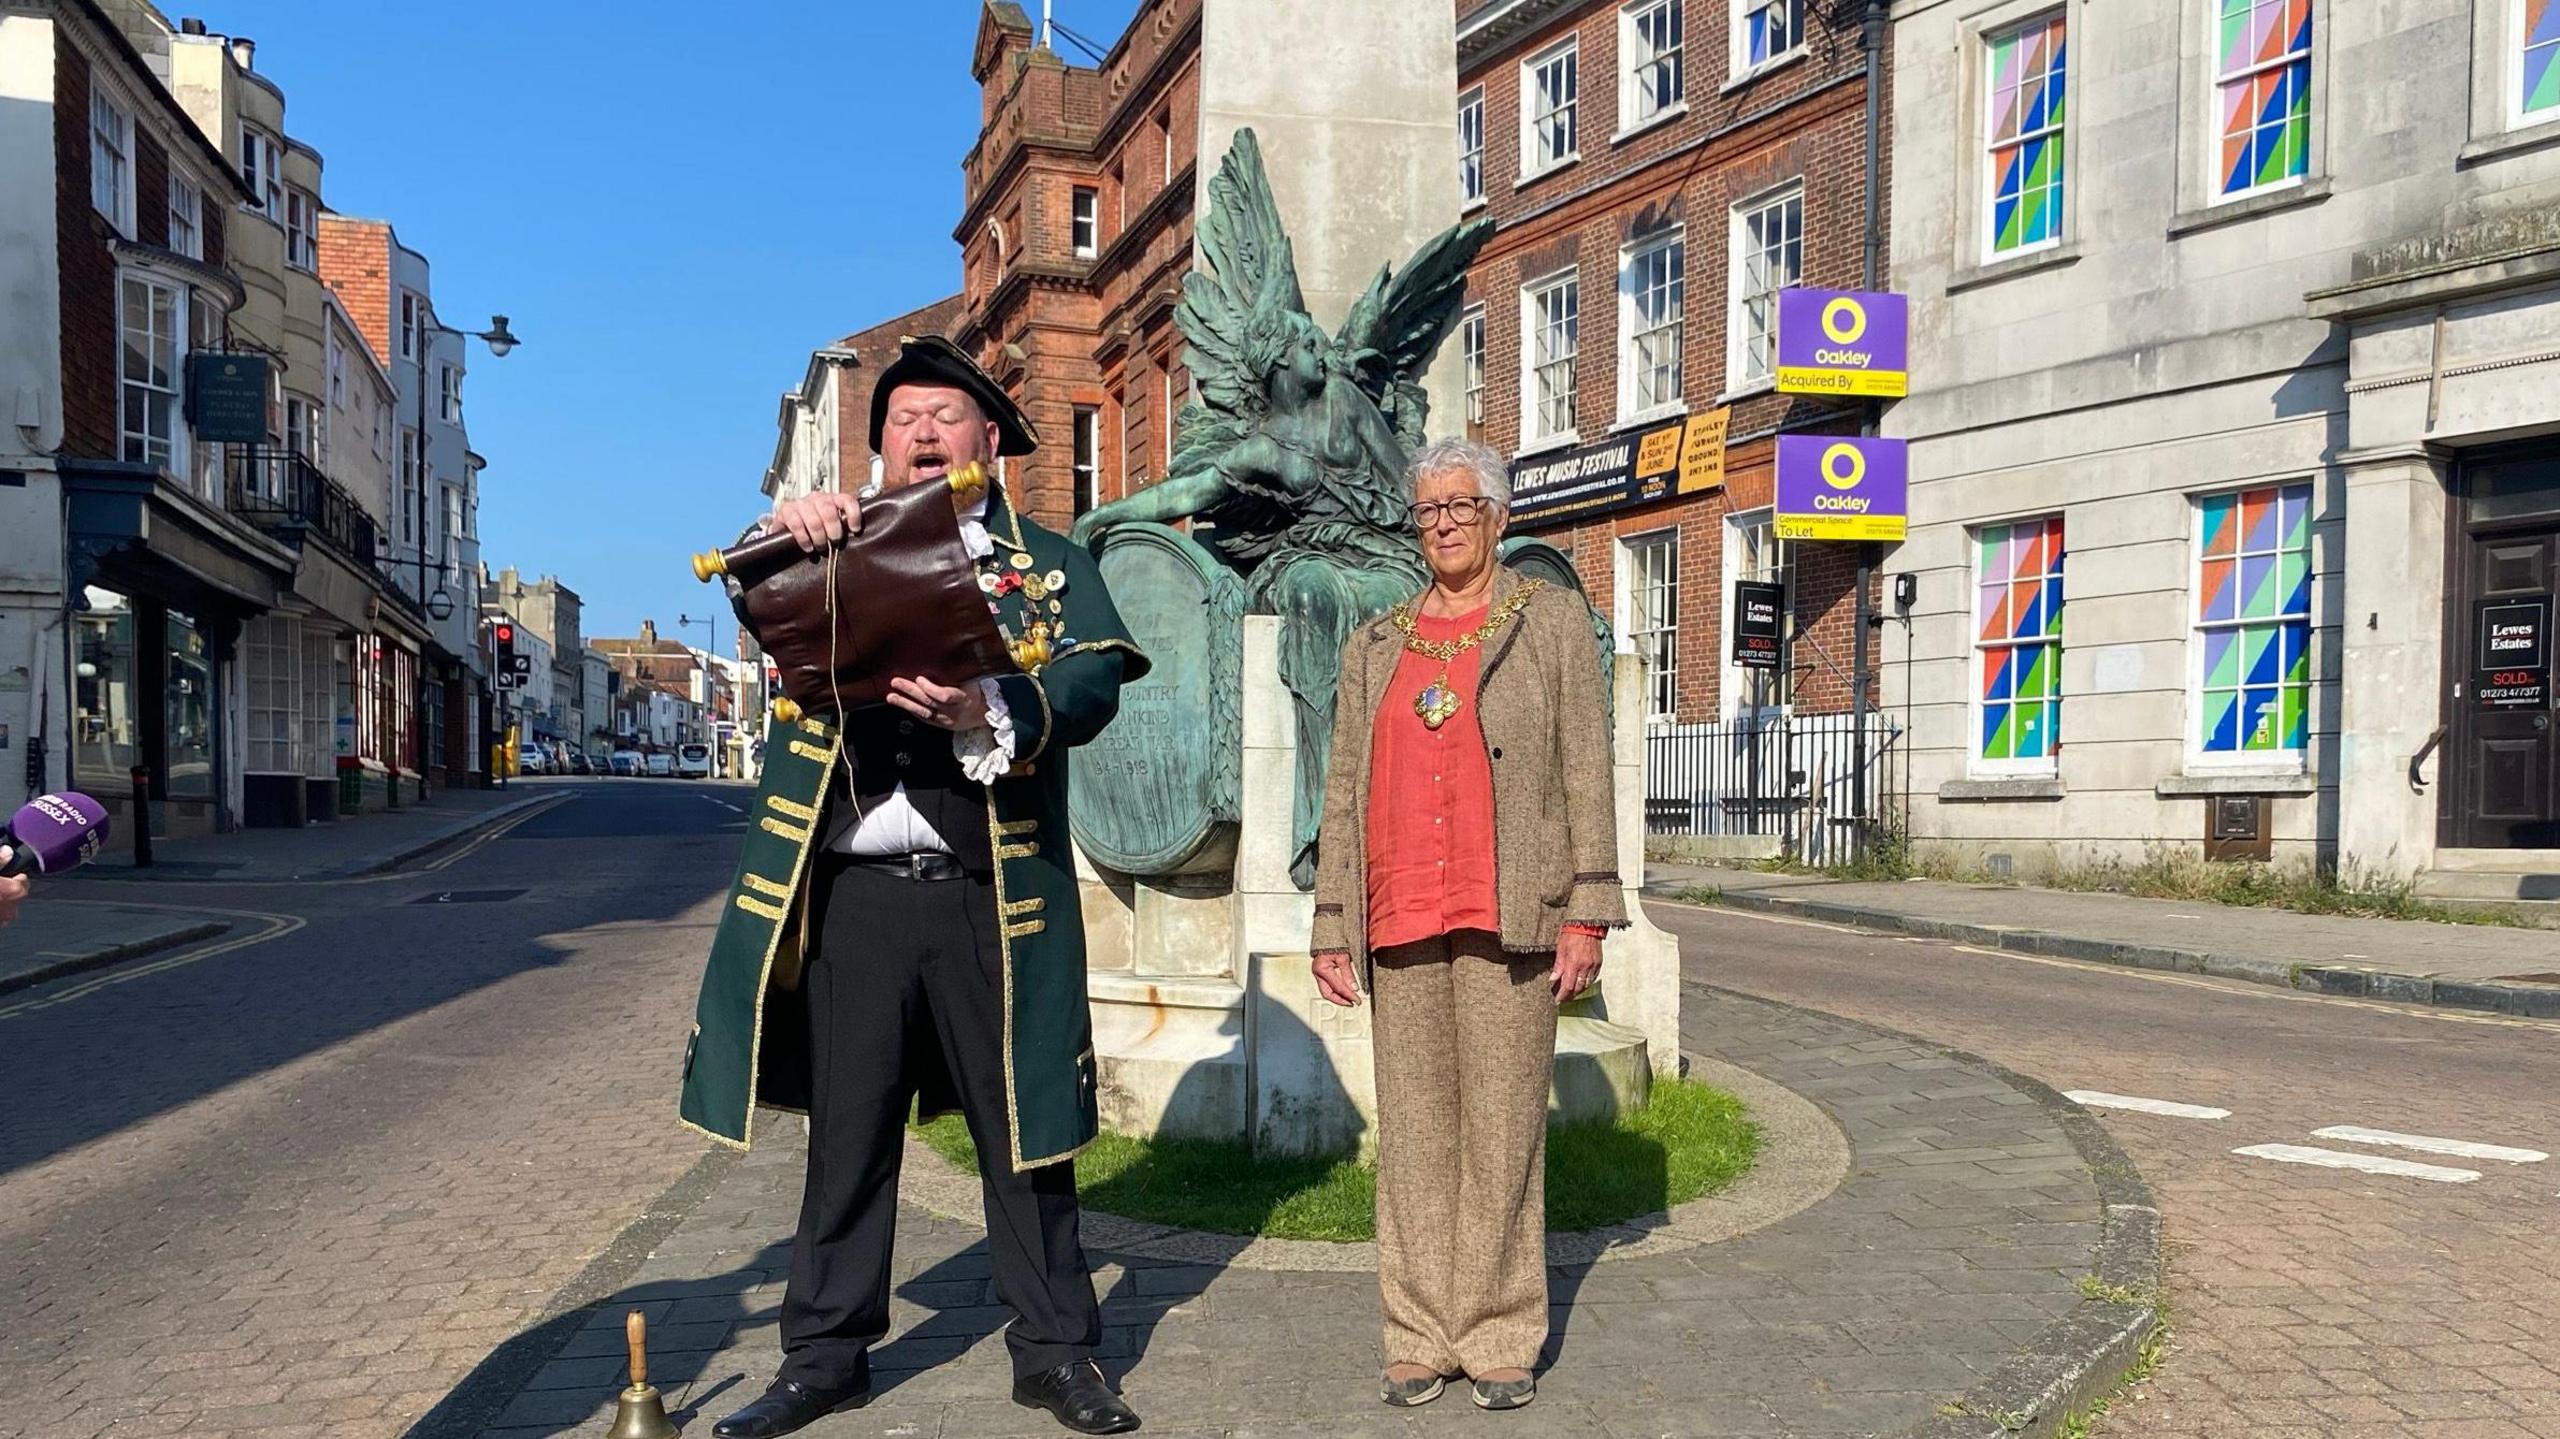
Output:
top-left (1365, 607), bottom-right (1500, 951)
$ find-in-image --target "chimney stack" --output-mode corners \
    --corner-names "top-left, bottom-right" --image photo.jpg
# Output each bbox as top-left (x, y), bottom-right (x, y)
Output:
top-left (228, 36), bottom-right (255, 69)
top-left (640, 620), bottom-right (657, 646)
top-left (179, 17), bottom-right (208, 35)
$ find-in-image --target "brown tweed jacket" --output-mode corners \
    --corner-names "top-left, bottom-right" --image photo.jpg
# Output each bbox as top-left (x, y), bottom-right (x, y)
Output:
top-left (1309, 567), bottom-right (1627, 980)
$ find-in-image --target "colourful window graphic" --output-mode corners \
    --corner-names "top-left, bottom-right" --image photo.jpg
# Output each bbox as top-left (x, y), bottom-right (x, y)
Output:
top-left (2197, 483), bottom-right (2311, 754)
top-left (2528, 0), bottom-right (2560, 117)
top-left (1976, 516), bottom-right (2065, 764)
top-left (2216, 0), bottom-right (2311, 196)
top-left (1989, 15), bottom-right (2067, 255)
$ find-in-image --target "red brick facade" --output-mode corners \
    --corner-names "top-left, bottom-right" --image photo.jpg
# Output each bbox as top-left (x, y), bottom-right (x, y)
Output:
top-left (954, 0), bottom-right (1201, 531)
top-left (829, 294), bottom-right (970, 488)
top-left (316, 215), bottom-right (393, 369)
top-left (1457, 0), bottom-right (1887, 722)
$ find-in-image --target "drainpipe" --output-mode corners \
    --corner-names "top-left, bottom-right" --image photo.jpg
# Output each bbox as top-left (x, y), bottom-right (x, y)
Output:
top-left (1851, 0), bottom-right (1889, 860)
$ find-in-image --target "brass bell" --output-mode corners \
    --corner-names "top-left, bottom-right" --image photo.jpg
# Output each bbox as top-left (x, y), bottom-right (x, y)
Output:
top-left (607, 1310), bottom-right (678, 1439)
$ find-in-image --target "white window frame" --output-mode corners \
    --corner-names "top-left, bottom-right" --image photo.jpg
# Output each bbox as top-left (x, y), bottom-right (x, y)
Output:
top-left (1458, 86), bottom-right (1486, 204)
top-left (1720, 508), bottom-right (1788, 720)
top-left (1620, 0), bottom-right (1687, 136)
top-left (398, 291), bottom-right (422, 361)
top-left (1618, 528), bottom-right (1681, 724)
top-left (1967, 513), bottom-right (2065, 778)
top-left (1071, 187), bottom-right (1098, 258)
top-left (2513, 0), bottom-right (2560, 128)
top-left (1727, 184), bottom-right (1802, 396)
top-left (2185, 483), bottom-right (2314, 773)
top-left (244, 614), bottom-right (297, 776)
top-left (439, 363), bottom-right (463, 424)
top-left (1072, 405), bottom-right (1101, 515)
top-left (1733, 0), bottom-right (1805, 80)
top-left (168, 174), bottom-right (202, 260)
top-left (1520, 36), bottom-right (1580, 180)
top-left (326, 331), bottom-right (348, 410)
top-left (285, 394), bottom-right (317, 463)
top-left (284, 186), bottom-right (318, 271)
top-left (91, 87), bottom-right (133, 234)
top-left (117, 272), bottom-right (188, 482)
top-left (239, 124), bottom-right (283, 217)
top-left (1518, 269), bottom-right (1580, 452)
top-left (398, 427), bottom-right (421, 544)
top-left (1460, 304), bottom-right (1486, 429)
top-left (1982, 11), bottom-right (2069, 263)
top-left (2207, 0), bottom-right (2313, 204)
top-left (1618, 228), bottom-right (1686, 425)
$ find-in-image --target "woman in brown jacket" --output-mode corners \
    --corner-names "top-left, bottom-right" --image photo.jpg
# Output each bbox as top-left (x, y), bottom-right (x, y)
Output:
top-left (1309, 436), bottom-right (1626, 1412)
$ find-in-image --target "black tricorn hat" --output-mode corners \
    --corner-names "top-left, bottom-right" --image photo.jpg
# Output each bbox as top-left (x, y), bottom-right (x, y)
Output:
top-left (869, 335), bottom-right (1038, 457)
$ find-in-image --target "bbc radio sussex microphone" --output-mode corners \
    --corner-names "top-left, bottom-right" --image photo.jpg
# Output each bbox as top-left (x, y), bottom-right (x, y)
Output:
top-left (0, 792), bottom-right (111, 879)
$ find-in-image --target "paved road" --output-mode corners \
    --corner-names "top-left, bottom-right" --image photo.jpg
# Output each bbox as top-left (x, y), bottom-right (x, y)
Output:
top-left (0, 778), bottom-right (734, 1439)
top-left (1652, 897), bottom-right (2560, 1439)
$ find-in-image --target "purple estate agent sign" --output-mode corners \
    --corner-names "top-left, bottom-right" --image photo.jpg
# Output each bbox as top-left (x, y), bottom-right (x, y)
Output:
top-left (1775, 435), bottom-right (1909, 542)
top-left (1775, 289), bottom-right (1909, 398)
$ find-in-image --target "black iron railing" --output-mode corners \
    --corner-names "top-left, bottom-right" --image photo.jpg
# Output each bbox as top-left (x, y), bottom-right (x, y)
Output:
top-left (224, 447), bottom-right (381, 567)
top-left (1644, 710), bottom-right (1903, 864)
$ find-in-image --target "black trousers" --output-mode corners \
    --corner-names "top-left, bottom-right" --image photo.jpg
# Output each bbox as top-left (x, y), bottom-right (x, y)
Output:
top-left (778, 854), bottom-right (1102, 1388)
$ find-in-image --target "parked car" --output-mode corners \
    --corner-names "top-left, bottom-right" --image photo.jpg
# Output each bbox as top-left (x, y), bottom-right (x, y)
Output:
top-left (518, 745), bottom-right (550, 776)
top-left (565, 751), bottom-right (592, 776)
top-left (645, 752), bottom-right (675, 778)
top-left (610, 750), bottom-right (642, 776)
top-left (676, 743), bottom-right (713, 779)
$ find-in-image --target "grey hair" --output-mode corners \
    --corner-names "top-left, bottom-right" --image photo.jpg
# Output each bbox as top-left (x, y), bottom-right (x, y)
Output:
top-left (1405, 436), bottom-right (1512, 508)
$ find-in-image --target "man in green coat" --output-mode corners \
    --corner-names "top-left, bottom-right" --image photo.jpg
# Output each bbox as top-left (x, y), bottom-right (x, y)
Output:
top-left (682, 338), bottom-right (1148, 1438)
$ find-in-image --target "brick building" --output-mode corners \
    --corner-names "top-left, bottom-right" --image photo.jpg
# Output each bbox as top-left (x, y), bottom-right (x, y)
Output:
top-left (953, 0), bottom-right (1201, 529)
top-left (1455, 0), bottom-right (1887, 732)
top-left (762, 294), bottom-right (966, 507)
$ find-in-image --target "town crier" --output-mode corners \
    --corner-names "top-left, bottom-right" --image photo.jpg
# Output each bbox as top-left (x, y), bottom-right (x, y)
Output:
top-left (679, 336), bottom-right (1148, 1437)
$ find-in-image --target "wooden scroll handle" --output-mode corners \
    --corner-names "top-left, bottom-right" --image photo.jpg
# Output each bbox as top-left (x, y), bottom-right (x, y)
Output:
top-left (690, 461), bottom-right (988, 584)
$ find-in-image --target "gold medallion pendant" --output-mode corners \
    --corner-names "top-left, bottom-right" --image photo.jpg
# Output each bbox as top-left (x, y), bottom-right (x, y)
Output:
top-left (1415, 675), bottom-right (1461, 729)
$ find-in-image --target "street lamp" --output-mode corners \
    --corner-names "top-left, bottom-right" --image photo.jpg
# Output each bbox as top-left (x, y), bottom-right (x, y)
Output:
top-left (396, 310), bottom-right (518, 798)
top-left (677, 612), bottom-right (717, 770)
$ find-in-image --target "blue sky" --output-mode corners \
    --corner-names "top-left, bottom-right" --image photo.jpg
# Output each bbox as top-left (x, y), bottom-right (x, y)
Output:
top-left (234, 0), bottom-right (1141, 642)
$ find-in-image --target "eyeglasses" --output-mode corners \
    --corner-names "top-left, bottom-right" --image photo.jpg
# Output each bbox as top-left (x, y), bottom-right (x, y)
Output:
top-left (1408, 496), bottom-right (1498, 528)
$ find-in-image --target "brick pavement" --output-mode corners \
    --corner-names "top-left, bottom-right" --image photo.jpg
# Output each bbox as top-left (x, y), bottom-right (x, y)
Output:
top-left (1646, 897), bottom-right (2560, 1439)
top-left (470, 986), bottom-right (2151, 1439)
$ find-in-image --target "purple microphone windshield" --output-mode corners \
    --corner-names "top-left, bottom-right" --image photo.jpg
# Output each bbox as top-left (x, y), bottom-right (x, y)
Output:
top-left (3, 792), bottom-right (111, 877)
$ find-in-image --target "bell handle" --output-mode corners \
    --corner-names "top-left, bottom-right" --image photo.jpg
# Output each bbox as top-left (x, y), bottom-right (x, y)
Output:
top-left (626, 1309), bottom-right (648, 1387)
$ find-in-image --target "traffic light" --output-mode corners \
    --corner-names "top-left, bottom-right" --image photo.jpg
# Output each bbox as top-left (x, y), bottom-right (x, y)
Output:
top-left (494, 622), bottom-right (518, 689)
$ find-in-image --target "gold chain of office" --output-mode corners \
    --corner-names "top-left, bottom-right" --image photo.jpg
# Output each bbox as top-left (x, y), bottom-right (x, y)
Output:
top-left (1388, 580), bottom-right (1545, 729)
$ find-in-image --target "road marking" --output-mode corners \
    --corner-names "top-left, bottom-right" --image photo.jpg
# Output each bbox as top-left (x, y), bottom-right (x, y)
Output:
top-left (701, 795), bottom-right (745, 813)
top-left (1654, 900), bottom-right (2560, 1036)
top-left (2065, 1091), bottom-right (2232, 1120)
top-left (2233, 1143), bottom-right (2483, 1183)
top-left (2309, 1126), bottom-right (2548, 1164)
top-left (0, 902), bottom-right (305, 1021)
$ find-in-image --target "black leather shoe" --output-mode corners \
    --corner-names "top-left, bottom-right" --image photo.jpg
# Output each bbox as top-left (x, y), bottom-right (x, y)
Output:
top-left (1012, 1359), bottom-right (1141, 1434)
top-left (711, 1377), bottom-right (872, 1438)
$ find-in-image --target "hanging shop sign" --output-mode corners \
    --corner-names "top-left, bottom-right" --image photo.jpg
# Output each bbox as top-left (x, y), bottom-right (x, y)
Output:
top-left (1774, 434), bottom-right (1909, 542)
top-left (1507, 407), bottom-right (1730, 525)
top-left (1733, 580), bottom-right (1784, 671)
top-left (184, 353), bottom-right (269, 443)
top-left (1775, 289), bottom-right (1908, 398)
top-left (2475, 595), bottom-right (2551, 710)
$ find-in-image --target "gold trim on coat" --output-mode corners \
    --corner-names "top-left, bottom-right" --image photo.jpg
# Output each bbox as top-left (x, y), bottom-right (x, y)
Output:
top-left (760, 816), bottom-right (812, 843)
top-left (742, 873), bottom-right (791, 899)
top-left (1004, 918), bottom-right (1046, 938)
top-left (735, 893), bottom-right (787, 922)
top-left (1001, 896), bottom-right (1045, 917)
top-left (997, 840), bottom-right (1038, 860)
top-left (766, 794), bottom-right (820, 822)
top-left (788, 739), bottom-right (830, 761)
top-left (997, 818), bottom-right (1039, 837)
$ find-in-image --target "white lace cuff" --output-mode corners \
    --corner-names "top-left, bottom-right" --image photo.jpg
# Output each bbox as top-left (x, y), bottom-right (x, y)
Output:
top-left (954, 678), bottom-right (1016, 784)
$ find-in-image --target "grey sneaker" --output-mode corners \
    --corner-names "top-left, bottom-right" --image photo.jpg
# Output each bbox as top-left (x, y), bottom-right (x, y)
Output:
top-left (1470, 1373), bottom-right (1536, 1410)
top-left (1380, 1370), bottom-right (1447, 1407)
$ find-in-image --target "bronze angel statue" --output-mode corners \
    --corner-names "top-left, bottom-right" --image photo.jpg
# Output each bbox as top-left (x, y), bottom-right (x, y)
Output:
top-left (1070, 127), bottom-right (1492, 889)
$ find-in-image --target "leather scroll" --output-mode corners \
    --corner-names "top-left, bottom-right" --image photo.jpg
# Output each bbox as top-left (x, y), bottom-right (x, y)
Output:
top-left (730, 478), bottom-right (1017, 717)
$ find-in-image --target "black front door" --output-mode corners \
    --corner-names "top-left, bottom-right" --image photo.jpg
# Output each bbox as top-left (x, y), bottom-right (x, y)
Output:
top-left (2446, 450), bottom-right (2560, 850)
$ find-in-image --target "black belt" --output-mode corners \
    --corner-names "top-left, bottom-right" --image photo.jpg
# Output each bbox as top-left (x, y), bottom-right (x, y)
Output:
top-left (837, 851), bottom-right (977, 882)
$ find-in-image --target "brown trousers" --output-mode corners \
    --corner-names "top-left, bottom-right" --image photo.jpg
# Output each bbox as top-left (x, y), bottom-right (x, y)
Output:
top-left (1369, 929), bottom-right (1557, 1375)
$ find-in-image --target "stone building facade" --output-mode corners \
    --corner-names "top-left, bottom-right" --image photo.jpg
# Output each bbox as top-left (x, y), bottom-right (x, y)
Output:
top-left (1884, 0), bottom-right (2560, 894)
top-left (762, 294), bottom-right (966, 507)
top-left (1453, 0), bottom-right (1889, 730)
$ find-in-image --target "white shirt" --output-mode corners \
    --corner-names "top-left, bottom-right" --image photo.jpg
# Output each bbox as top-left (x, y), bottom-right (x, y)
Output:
top-left (823, 487), bottom-right (1016, 856)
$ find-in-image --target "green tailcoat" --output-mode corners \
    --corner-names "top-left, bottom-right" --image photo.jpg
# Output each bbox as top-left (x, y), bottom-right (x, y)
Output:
top-left (676, 487), bottom-right (1149, 1171)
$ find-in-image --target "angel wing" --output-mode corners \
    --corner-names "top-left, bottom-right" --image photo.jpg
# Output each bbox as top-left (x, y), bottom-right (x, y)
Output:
top-left (1331, 215), bottom-right (1496, 408)
top-left (1176, 128), bottom-right (1307, 422)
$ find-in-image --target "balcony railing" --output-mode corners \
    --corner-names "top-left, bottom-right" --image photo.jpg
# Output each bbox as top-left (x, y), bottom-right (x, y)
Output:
top-left (223, 447), bottom-right (428, 623)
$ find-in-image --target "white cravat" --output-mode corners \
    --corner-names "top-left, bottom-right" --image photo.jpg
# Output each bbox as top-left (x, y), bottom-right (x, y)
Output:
top-left (826, 487), bottom-right (1015, 856)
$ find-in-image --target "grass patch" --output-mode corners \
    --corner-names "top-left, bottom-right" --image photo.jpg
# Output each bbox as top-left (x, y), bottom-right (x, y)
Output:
top-left (912, 1077), bottom-right (1758, 1243)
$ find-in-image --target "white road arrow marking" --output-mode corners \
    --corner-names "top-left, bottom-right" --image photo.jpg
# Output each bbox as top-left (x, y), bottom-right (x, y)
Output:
top-left (2234, 1144), bottom-right (2482, 1183)
top-left (2065, 1091), bottom-right (2232, 1120)
top-left (2310, 1126), bottom-right (2548, 1164)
